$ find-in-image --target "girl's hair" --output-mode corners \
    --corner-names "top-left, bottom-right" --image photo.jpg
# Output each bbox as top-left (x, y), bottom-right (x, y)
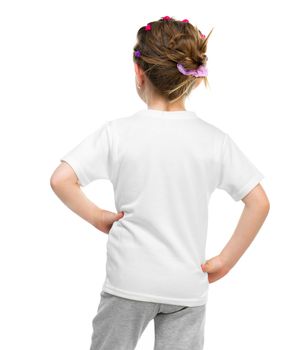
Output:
top-left (133, 16), bottom-right (214, 104)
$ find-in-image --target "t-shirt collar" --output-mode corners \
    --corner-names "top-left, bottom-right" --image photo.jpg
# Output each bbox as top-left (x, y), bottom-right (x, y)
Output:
top-left (139, 108), bottom-right (197, 119)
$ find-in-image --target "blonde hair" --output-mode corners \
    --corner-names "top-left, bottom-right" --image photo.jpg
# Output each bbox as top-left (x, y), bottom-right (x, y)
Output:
top-left (133, 16), bottom-right (214, 104)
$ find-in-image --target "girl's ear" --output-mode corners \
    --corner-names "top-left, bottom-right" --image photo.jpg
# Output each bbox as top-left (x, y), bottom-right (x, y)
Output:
top-left (134, 62), bottom-right (141, 77)
top-left (134, 62), bottom-right (146, 88)
top-left (134, 62), bottom-right (146, 79)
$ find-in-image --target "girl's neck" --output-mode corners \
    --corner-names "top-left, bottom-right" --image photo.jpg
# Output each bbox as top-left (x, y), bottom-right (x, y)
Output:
top-left (147, 101), bottom-right (186, 112)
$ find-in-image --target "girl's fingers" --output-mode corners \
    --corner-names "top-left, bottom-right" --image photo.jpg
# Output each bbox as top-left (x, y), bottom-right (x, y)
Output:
top-left (201, 260), bottom-right (217, 273)
top-left (201, 255), bottom-right (224, 273)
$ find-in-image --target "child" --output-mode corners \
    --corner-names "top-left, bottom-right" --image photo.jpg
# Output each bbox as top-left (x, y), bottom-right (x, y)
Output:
top-left (50, 16), bottom-right (270, 350)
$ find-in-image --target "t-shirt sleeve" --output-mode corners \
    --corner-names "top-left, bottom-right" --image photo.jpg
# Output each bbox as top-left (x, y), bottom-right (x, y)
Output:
top-left (60, 121), bottom-right (111, 186)
top-left (216, 133), bottom-right (264, 201)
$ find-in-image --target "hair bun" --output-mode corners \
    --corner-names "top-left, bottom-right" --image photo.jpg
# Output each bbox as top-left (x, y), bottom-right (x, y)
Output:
top-left (133, 19), bottom-right (213, 102)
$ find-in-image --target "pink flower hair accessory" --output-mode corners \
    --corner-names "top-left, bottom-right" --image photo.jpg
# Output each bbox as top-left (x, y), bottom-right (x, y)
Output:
top-left (177, 63), bottom-right (208, 77)
top-left (145, 23), bottom-right (152, 31)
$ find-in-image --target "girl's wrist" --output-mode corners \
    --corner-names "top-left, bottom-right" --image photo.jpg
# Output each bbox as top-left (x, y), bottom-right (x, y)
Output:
top-left (90, 206), bottom-right (104, 229)
top-left (218, 253), bottom-right (234, 272)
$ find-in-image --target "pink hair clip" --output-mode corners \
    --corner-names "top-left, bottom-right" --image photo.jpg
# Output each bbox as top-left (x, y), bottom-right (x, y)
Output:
top-left (162, 16), bottom-right (172, 20)
top-left (145, 23), bottom-right (152, 31)
top-left (177, 63), bottom-right (208, 77)
top-left (181, 19), bottom-right (189, 23)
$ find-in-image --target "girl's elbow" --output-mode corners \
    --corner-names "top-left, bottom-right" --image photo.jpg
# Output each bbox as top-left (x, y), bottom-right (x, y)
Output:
top-left (251, 196), bottom-right (270, 216)
top-left (50, 173), bottom-right (62, 191)
top-left (260, 198), bottom-right (270, 215)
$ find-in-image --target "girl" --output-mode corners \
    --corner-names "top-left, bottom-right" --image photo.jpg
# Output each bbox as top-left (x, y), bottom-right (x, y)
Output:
top-left (50, 16), bottom-right (270, 350)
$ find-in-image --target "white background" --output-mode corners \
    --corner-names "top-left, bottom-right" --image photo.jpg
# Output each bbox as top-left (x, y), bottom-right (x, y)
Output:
top-left (1, 1), bottom-right (297, 349)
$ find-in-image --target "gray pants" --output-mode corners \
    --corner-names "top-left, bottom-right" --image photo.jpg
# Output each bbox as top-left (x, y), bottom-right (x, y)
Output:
top-left (89, 291), bottom-right (206, 350)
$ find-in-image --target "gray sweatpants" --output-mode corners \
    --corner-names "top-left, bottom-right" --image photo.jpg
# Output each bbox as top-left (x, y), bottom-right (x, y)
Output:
top-left (89, 291), bottom-right (206, 350)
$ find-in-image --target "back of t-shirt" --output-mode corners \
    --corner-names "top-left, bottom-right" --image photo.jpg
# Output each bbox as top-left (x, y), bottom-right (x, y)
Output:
top-left (60, 108), bottom-right (264, 306)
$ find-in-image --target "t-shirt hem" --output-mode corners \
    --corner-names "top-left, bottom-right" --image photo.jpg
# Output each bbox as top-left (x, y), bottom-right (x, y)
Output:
top-left (60, 156), bottom-right (89, 187)
top-left (102, 283), bottom-right (208, 307)
top-left (232, 172), bottom-right (264, 201)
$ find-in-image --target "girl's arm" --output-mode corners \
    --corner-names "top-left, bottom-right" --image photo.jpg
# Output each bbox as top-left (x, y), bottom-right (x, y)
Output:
top-left (50, 161), bottom-right (123, 234)
top-left (201, 183), bottom-right (270, 283)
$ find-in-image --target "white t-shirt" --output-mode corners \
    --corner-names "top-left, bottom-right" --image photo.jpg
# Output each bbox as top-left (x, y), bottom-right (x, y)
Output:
top-left (60, 108), bottom-right (264, 307)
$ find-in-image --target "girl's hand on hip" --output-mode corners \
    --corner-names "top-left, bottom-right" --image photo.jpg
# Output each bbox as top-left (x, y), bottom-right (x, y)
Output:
top-left (94, 210), bottom-right (125, 234)
top-left (201, 255), bottom-right (230, 283)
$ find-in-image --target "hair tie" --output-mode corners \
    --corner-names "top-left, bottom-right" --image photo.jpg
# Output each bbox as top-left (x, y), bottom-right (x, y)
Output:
top-left (177, 63), bottom-right (208, 77)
